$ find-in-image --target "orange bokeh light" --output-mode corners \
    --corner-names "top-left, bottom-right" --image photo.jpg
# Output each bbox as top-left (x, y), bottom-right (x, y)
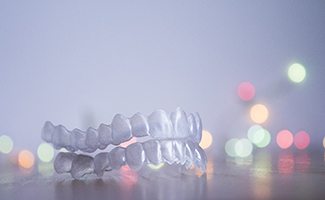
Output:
top-left (250, 104), bottom-right (269, 124)
top-left (18, 150), bottom-right (35, 169)
top-left (276, 130), bottom-right (293, 149)
top-left (199, 130), bottom-right (213, 149)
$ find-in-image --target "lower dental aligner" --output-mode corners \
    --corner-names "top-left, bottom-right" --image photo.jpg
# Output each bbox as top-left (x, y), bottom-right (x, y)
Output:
top-left (54, 139), bottom-right (206, 179)
top-left (41, 107), bottom-right (207, 179)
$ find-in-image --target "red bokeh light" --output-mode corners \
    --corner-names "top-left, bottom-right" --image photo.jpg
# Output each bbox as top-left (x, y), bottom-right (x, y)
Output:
top-left (276, 130), bottom-right (293, 149)
top-left (237, 81), bottom-right (255, 101)
top-left (294, 131), bottom-right (310, 150)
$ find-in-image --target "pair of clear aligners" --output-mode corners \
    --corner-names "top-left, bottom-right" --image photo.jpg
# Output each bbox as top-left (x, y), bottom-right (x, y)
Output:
top-left (42, 108), bottom-right (206, 179)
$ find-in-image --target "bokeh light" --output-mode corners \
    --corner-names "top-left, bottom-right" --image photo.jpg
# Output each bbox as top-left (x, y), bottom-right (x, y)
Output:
top-left (18, 150), bottom-right (35, 169)
top-left (288, 63), bottom-right (306, 83)
top-left (199, 130), bottom-right (213, 149)
top-left (237, 81), bottom-right (255, 101)
top-left (276, 130), bottom-right (293, 149)
top-left (37, 143), bottom-right (54, 162)
top-left (234, 138), bottom-right (253, 158)
top-left (323, 137), bottom-right (325, 149)
top-left (247, 125), bottom-right (264, 145)
top-left (225, 138), bottom-right (239, 157)
top-left (255, 128), bottom-right (271, 148)
top-left (294, 131), bottom-right (310, 150)
top-left (250, 104), bottom-right (269, 124)
top-left (0, 135), bottom-right (14, 154)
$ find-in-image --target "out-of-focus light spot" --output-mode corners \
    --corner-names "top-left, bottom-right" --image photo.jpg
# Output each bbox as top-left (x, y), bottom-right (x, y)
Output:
top-left (278, 152), bottom-right (294, 174)
top-left (199, 130), bottom-right (213, 149)
top-left (225, 138), bottom-right (239, 157)
top-left (250, 104), bottom-right (269, 124)
top-left (256, 128), bottom-right (271, 148)
top-left (234, 138), bottom-right (253, 158)
top-left (237, 81), bottom-right (255, 101)
top-left (276, 130), bottom-right (293, 149)
top-left (18, 150), bottom-right (35, 169)
top-left (37, 143), bottom-right (54, 163)
top-left (147, 163), bottom-right (165, 170)
top-left (0, 135), bottom-right (14, 154)
top-left (120, 137), bottom-right (137, 148)
top-left (323, 137), bottom-right (325, 149)
top-left (248, 126), bottom-right (271, 148)
top-left (206, 159), bottom-right (214, 180)
top-left (288, 63), bottom-right (306, 83)
top-left (294, 131), bottom-right (310, 150)
top-left (247, 125), bottom-right (264, 144)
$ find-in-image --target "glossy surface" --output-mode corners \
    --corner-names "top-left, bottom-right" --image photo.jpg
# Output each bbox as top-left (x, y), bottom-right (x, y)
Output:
top-left (1, 151), bottom-right (324, 200)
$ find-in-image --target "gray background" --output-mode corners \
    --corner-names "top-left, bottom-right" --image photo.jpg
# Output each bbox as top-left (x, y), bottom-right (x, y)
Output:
top-left (1, 0), bottom-right (324, 153)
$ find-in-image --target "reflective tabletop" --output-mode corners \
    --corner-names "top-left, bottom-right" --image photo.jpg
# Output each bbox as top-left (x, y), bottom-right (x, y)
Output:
top-left (1, 150), bottom-right (325, 200)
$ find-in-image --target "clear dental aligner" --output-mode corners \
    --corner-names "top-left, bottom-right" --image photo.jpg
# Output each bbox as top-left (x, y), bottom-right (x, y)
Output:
top-left (54, 139), bottom-right (206, 179)
top-left (41, 107), bottom-right (202, 153)
top-left (42, 107), bottom-right (207, 179)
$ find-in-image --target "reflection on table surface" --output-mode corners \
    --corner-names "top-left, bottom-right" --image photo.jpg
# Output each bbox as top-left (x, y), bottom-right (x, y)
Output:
top-left (0, 151), bottom-right (325, 200)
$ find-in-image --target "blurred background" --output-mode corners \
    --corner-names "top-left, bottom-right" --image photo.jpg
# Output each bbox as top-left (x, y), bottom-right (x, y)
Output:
top-left (0, 0), bottom-right (325, 181)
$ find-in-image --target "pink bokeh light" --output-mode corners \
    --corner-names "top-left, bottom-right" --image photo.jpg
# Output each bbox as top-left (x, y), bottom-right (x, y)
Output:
top-left (294, 131), bottom-right (310, 150)
top-left (237, 81), bottom-right (256, 101)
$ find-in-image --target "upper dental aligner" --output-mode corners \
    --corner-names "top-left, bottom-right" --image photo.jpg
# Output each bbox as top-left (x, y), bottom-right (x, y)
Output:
top-left (54, 139), bottom-right (207, 179)
top-left (41, 107), bottom-right (203, 153)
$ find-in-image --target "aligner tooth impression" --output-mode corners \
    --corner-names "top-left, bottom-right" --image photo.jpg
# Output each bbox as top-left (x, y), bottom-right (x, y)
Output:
top-left (43, 107), bottom-right (207, 179)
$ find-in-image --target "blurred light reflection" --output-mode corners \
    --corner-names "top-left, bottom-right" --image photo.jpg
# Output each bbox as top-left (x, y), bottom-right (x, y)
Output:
top-left (253, 151), bottom-right (271, 200)
top-left (278, 152), bottom-right (294, 174)
top-left (38, 162), bottom-right (54, 176)
top-left (120, 137), bottom-right (137, 148)
top-left (295, 152), bottom-right (310, 172)
top-left (147, 163), bottom-right (165, 170)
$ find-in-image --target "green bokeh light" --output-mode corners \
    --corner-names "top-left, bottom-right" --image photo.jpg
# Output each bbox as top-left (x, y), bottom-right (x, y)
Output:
top-left (288, 63), bottom-right (306, 83)
top-left (247, 125), bottom-right (271, 148)
top-left (37, 143), bottom-right (54, 162)
top-left (234, 138), bottom-right (253, 158)
top-left (0, 135), bottom-right (14, 154)
top-left (225, 138), bottom-right (239, 157)
top-left (255, 129), bottom-right (271, 148)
